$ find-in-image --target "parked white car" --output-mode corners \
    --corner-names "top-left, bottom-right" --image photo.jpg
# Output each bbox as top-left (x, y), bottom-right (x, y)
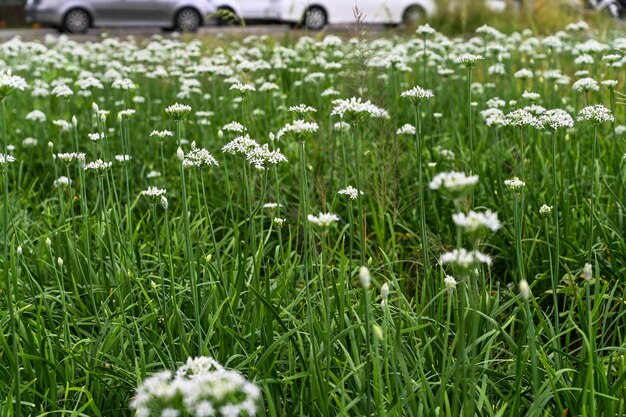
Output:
top-left (214, 0), bottom-right (437, 30)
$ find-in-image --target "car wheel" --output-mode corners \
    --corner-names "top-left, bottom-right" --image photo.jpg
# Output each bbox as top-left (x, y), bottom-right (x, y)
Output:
top-left (176, 8), bottom-right (201, 32)
top-left (303, 6), bottom-right (327, 31)
top-left (403, 5), bottom-right (426, 25)
top-left (63, 8), bottom-right (90, 34)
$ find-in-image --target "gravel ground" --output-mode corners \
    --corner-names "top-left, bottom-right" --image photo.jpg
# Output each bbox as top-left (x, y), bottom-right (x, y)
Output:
top-left (0, 24), bottom-right (389, 42)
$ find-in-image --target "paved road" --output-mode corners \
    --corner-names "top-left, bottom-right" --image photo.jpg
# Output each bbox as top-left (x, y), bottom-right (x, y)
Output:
top-left (0, 24), bottom-right (388, 42)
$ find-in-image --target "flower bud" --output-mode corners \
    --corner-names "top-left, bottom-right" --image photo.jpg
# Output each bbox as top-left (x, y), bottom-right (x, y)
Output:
top-left (381, 282), bottom-right (389, 299)
top-left (176, 147), bottom-right (184, 161)
top-left (218, 129), bottom-right (224, 139)
top-left (444, 275), bottom-right (457, 294)
top-left (191, 140), bottom-right (197, 150)
top-left (373, 324), bottom-right (384, 342)
top-left (519, 279), bottom-right (530, 300)
top-left (57, 257), bottom-right (64, 267)
top-left (269, 132), bottom-right (275, 142)
top-left (16, 245), bottom-right (22, 256)
top-left (160, 195), bottom-right (168, 209)
top-left (48, 141), bottom-right (54, 149)
top-left (45, 237), bottom-right (51, 248)
top-left (92, 102), bottom-right (99, 113)
top-left (583, 263), bottom-right (592, 281)
top-left (359, 266), bottom-right (371, 289)
top-left (72, 115), bottom-right (77, 127)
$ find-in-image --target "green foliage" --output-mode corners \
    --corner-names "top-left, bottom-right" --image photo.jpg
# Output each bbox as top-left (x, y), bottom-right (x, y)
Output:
top-left (1, 22), bottom-right (626, 417)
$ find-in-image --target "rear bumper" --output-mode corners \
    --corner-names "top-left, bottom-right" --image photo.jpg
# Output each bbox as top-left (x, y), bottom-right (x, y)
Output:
top-left (24, 5), bottom-right (63, 26)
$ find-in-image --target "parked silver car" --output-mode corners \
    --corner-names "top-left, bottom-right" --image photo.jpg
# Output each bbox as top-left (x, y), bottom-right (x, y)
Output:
top-left (24, 0), bottom-right (217, 33)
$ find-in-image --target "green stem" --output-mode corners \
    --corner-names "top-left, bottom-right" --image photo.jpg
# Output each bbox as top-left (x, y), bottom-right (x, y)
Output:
top-left (1, 99), bottom-right (20, 417)
top-left (178, 123), bottom-right (202, 352)
top-left (551, 131), bottom-right (560, 331)
top-left (415, 104), bottom-right (429, 304)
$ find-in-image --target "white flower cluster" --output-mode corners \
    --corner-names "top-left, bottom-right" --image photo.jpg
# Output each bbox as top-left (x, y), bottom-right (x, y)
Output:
top-left (111, 78), bottom-right (136, 90)
top-left (150, 130), bottom-right (174, 139)
top-left (165, 102), bottom-right (192, 121)
top-left (84, 159), bottom-right (113, 173)
top-left (400, 86), bottom-right (435, 102)
top-left (141, 186), bottom-right (167, 198)
top-left (416, 23), bottom-right (436, 35)
top-left (440, 248), bottom-right (492, 268)
top-left (229, 83), bottom-right (256, 93)
top-left (56, 152), bottom-right (86, 163)
top-left (505, 109), bottom-right (540, 128)
top-left (429, 171), bottom-right (479, 192)
top-left (481, 108), bottom-right (505, 127)
top-left (276, 119), bottom-right (319, 140)
top-left (0, 153), bottom-right (16, 165)
top-left (53, 176), bottom-right (72, 187)
top-left (0, 70), bottom-right (28, 98)
top-left (307, 212), bottom-right (340, 227)
top-left (25, 110), bottom-right (46, 122)
top-left (288, 104), bottom-right (317, 114)
top-left (331, 97), bottom-right (389, 119)
top-left (454, 53), bottom-right (484, 68)
top-left (444, 275), bottom-right (457, 294)
top-left (222, 122), bottom-right (247, 133)
top-left (222, 135), bottom-right (287, 170)
top-left (337, 185), bottom-right (363, 200)
top-left (396, 124), bottom-right (416, 136)
top-left (183, 148), bottom-right (219, 168)
top-left (577, 105), bottom-right (614, 124)
top-left (504, 177), bottom-right (526, 192)
top-left (130, 356), bottom-right (261, 417)
top-left (115, 154), bottom-right (132, 163)
top-left (452, 210), bottom-right (501, 233)
top-left (539, 109), bottom-right (574, 131)
top-left (539, 204), bottom-right (553, 216)
top-left (572, 77), bottom-right (599, 92)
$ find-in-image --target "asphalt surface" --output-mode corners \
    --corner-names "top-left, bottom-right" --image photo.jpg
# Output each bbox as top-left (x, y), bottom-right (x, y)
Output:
top-left (0, 24), bottom-right (387, 42)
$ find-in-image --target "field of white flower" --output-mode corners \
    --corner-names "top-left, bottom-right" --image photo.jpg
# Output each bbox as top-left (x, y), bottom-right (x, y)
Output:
top-left (1, 20), bottom-right (626, 417)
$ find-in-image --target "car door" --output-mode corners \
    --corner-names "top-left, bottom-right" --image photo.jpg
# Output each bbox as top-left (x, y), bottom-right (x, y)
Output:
top-left (237, 0), bottom-right (273, 19)
top-left (114, 0), bottom-right (174, 25)
top-left (353, 0), bottom-right (389, 23)
top-left (88, 0), bottom-right (125, 24)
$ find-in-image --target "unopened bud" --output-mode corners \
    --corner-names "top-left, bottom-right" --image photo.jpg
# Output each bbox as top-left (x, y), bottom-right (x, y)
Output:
top-left (45, 237), bottom-right (52, 248)
top-left (176, 147), bottom-right (184, 161)
top-left (373, 324), bottom-right (383, 342)
top-left (519, 279), bottom-right (530, 300)
top-left (359, 266), bottom-right (371, 289)
top-left (381, 282), bottom-right (389, 299)
top-left (57, 257), bottom-right (64, 267)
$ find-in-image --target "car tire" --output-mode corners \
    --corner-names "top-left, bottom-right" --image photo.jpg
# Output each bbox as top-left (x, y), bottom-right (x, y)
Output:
top-left (303, 6), bottom-right (327, 31)
top-left (63, 8), bottom-right (90, 34)
top-left (402, 5), bottom-right (426, 25)
top-left (175, 8), bottom-right (201, 32)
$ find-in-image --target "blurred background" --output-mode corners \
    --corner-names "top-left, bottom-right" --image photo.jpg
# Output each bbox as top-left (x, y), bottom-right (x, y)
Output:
top-left (0, 0), bottom-right (622, 34)
top-left (0, 0), bottom-right (26, 27)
